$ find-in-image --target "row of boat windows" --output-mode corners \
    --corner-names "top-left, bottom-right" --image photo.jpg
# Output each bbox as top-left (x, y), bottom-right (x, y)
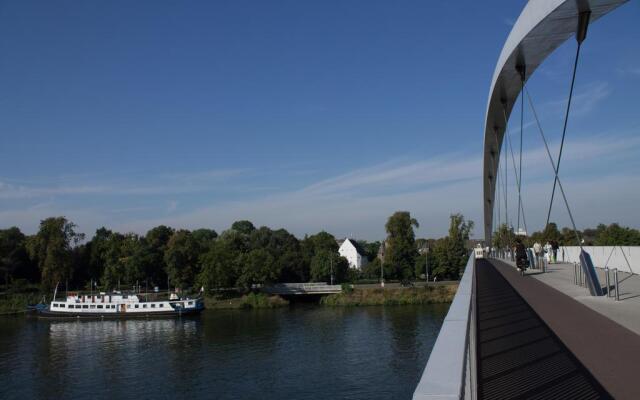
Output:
top-left (52, 301), bottom-right (194, 309)
top-left (53, 303), bottom-right (166, 309)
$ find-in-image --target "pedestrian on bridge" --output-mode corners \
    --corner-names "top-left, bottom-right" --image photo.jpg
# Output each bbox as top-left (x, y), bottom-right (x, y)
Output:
top-left (533, 241), bottom-right (542, 269)
top-left (544, 242), bottom-right (552, 263)
top-left (515, 238), bottom-right (528, 273)
top-left (551, 240), bottom-right (559, 263)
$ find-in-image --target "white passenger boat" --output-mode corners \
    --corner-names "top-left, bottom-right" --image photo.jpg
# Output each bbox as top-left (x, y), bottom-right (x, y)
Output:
top-left (38, 291), bottom-right (204, 319)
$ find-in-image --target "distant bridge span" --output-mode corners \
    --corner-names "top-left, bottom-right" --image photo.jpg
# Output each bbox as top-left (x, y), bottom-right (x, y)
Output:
top-left (482, 0), bottom-right (628, 242)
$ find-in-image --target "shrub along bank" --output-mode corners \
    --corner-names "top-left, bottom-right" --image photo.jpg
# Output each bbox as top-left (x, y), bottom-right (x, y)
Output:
top-left (320, 284), bottom-right (457, 306)
top-left (204, 292), bottom-right (289, 309)
top-left (0, 292), bottom-right (43, 314)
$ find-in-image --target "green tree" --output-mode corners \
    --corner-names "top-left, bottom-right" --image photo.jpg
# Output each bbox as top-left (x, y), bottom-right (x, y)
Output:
top-left (542, 222), bottom-right (562, 244)
top-left (310, 250), bottom-right (348, 283)
top-left (276, 250), bottom-right (307, 282)
top-left (145, 225), bottom-right (174, 287)
top-left (361, 258), bottom-right (382, 280)
top-left (192, 228), bottom-right (218, 251)
top-left (431, 214), bottom-right (474, 280)
top-left (86, 227), bottom-right (112, 284)
top-left (0, 227), bottom-right (34, 285)
top-left (197, 240), bottom-right (239, 290)
top-left (102, 232), bottom-right (149, 290)
top-left (231, 220), bottom-right (256, 235)
top-left (383, 211), bottom-right (419, 280)
top-left (164, 230), bottom-right (200, 290)
top-left (300, 231), bottom-right (338, 281)
top-left (26, 217), bottom-right (84, 290)
top-left (236, 248), bottom-right (278, 290)
top-left (594, 223), bottom-right (640, 246)
top-left (358, 240), bottom-right (381, 262)
top-left (492, 223), bottom-right (515, 249)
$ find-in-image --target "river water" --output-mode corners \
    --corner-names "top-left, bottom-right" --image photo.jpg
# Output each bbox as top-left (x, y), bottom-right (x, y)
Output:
top-left (0, 304), bottom-right (448, 400)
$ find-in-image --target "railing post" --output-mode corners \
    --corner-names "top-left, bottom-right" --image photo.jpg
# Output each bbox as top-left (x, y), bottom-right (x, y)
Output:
top-left (605, 267), bottom-right (611, 298)
top-left (577, 263), bottom-right (582, 287)
top-left (573, 263), bottom-right (578, 285)
top-left (614, 268), bottom-right (620, 301)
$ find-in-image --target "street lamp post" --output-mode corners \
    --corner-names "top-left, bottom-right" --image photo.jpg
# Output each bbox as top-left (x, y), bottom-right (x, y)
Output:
top-left (425, 248), bottom-right (430, 283)
top-left (330, 255), bottom-right (334, 286)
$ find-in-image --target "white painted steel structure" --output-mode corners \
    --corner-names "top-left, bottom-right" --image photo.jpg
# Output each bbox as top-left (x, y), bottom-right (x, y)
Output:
top-left (416, 1), bottom-right (630, 398)
top-left (413, 254), bottom-right (476, 400)
top-left (482, 0), bottom-right (628, 242)
top-left (561, 246), bottom-right (640, 274)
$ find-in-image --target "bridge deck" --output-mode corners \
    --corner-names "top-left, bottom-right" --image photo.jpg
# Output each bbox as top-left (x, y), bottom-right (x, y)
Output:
top-left (476, 259), bottom-right (609, 399)
top-left (477, 259), bottom-right (640, 400)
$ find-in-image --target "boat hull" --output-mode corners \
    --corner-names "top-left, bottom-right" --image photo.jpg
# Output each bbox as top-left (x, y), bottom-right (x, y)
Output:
top-left (37, 307), bottom-right (203, 319)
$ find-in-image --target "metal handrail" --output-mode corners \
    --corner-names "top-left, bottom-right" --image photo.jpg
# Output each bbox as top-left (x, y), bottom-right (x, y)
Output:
top-left (413, 253), bottom-right (476, 400)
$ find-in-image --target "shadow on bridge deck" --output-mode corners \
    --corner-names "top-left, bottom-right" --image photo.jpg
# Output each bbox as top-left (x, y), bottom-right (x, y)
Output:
top-left (476, 259), bottom-right (611, 399)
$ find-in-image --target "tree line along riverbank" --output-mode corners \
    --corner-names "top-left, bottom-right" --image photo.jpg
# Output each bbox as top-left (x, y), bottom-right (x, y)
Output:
top-left (0, 212), bottom-right (474, 298)
top-left (0, 283), bottom-right (458, 313)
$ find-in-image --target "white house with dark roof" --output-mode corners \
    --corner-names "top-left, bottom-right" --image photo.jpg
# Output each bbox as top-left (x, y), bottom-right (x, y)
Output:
top-left (338, 238), bottom-right (369, 270)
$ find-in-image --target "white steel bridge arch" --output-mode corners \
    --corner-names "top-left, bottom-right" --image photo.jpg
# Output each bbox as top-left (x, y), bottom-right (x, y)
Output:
top-left (482, 0), bottom-right (628, 242)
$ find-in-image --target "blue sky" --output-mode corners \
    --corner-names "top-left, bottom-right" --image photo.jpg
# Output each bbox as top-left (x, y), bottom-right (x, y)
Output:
top-left (1, 0), bottom-right (639, 240)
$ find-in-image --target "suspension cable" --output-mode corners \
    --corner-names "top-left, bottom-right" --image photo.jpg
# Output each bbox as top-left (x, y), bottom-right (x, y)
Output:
top-left (525, 87), bottom-right (582, 247)
top-left (496, 157), bottom-right (501, 231)
top-left (516, 65), bottom-right (526, 233)
top-left (503, 123), bottom-right (509, 228)
top-left (508, 134), bottom-right (529, 235)
top-left (503, 109), bottom-right (529, 236)
top-left (545, 11), bottom-right (591, 230)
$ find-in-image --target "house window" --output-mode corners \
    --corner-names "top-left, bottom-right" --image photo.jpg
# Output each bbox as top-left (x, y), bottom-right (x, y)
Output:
top-left (188, 301), bottom-right (193, 305)
top-left (127, 304), bottom-right (131, 309)
top-left (143, 304), bottom-right (147, 308)
top-left (97, 305), bottom-right (103, 309)
top-left (135, 305), bottom-right (139, 309)
top-left (59, 304), bottom-right (65, 308)
top-left (90, 305), bottom-right (96, 309)
top-left (151, 304), bottom-right (156, 308)
top-left (159, 304), bottom-right (164, 308)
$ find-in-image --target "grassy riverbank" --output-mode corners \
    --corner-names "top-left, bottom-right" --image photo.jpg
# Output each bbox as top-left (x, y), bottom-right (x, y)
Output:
top-left (205, 292), bottom-right (289, 309)
top-left (0, 285), bottom-right (457, 314)
top-left (320, 284), bottom-right (457, 306)
top-left (0, 292), bottom-right (43, 315)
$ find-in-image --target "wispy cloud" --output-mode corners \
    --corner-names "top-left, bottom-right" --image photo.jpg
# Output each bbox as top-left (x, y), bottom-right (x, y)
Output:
top-left (0, 168), bottom-right (248, 200)
top-left (616, 66), bottom-right (640, 77)
top-left (0, 182), bottom-right (108, 200)
top-left (114, 132), bottom-right (640, 240)
top-left (3, 132), bottom-right (639, 240)
top-left (167, 200), bottom-right (178, 212)
top-left (543, 81), bottom-right (611, 117)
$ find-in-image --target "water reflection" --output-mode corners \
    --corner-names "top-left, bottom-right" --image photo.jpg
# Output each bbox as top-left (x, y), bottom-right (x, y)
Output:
top-left (0, 305), bottom-right (448, 400)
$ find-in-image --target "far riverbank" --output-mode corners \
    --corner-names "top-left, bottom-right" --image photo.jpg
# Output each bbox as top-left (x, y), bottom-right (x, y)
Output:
top-left (0, 283), bottom-right (458, 313)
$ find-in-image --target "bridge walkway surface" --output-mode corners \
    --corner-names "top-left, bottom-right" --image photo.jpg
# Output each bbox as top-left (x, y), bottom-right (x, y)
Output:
top-left (477, 259), bottom-right (640, 400)
top-left (529, 262), bottom-right (640, 335)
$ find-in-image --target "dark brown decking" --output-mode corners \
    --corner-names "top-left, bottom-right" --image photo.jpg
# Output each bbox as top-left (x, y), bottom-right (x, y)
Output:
top-left (477, 259), bottom-right (640, 400)
top-left (476, 259), bottom-right (610, 399)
